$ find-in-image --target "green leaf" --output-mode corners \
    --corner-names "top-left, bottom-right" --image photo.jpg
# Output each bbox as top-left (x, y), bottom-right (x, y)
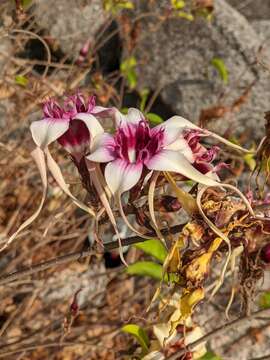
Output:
top-left (211, 57), bottom-right (229, 84)
top-left (103, 0), bottom-right (134, 14)
top-left (120, 56), bottom-right (137, 89)
top-left (177, 11), bottom-right (194, 21)
top-left (134, 239), bottom-right (168, 263)
top-left (146, 113), bottom-right (164, 125)
top-left (127, 69), bottom-right (137, 89)
top-left (120, 107), bottom-right (129, 114)
top-left (171, 0), bottom-right (186, 10)
top-left (139, 88), bottom-right (150, 112)
top-left (259, 291), bottom-right (270, 309)
top-left (22, 0), bottom-right (32, 8)
top-left (127, 261), bottom-right (179, 283)
top-left (122, 324), bottom-right (149, 353)
top-left (199, 351), bottom-right (223, 360)
top-left (126, 261), bottom-right (163, 280)
top-left (244, 153), bottom-right (256, 171)
top-left (15, 75), bottom-right (28, 87)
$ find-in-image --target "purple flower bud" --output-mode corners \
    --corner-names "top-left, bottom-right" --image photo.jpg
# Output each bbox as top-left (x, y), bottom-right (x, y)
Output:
top-left (79, 40), bottom-right (91, 57)
top-left (261, 243), bottom-right (270, 263)
top-left (161, 195), bottom-right (181, 212)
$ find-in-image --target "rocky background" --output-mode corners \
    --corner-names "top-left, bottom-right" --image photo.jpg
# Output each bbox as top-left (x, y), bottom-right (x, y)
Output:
top-left (0, 1), bottom-right (270, 359)
top-left (33, 0), bottom-right (270, 142)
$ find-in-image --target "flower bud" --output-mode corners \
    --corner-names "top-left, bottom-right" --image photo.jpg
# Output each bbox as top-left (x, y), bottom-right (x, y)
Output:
top-left (160, 196), bottom-right (182, 212)
top-left (261, 243), bottom-right (270, 263)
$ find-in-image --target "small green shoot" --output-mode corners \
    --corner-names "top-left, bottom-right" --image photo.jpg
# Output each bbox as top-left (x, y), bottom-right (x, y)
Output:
top-left (122, 324), bottom-right (149, 353)
top-left (211, 57), bottom-right (229, 84)
top-left (15, 75), bottom-right (28, 87)
top-left (120, 56), bottom-right (137, 89)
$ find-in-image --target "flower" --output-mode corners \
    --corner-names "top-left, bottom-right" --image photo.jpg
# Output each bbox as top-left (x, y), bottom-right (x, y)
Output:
top-left (142, 294), bottom-right (206, 360)
top-left (184, 129), bottom-right (220, 174)
top-left (87, 108), bottom-right (218, 195)
top-left (30, 93), bottom-right (109, 160)
top-left (261, 243), bottom-right (270, 263)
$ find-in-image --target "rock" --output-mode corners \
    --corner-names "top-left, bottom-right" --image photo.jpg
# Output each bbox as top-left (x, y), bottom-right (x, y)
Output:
top-left (227, 0), bottom-right (270, 20)
top-left (41, 262), bottom-right (108, 307)
top-left (34, 0), bottom-right (109, 56)
top-left (133, 0), bottom-right (270, 141)
top-left (252, 20), bottom-right (270, 44)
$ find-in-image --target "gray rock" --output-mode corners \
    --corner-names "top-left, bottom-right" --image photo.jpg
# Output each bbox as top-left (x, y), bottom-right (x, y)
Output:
top-left (34, 0), bottom-right (109, 55)
top-left (252, 20), bottom-right (270, 44)
top-left (228, 0), bottom-right (270, 20)
top-left (133, 0), bottom-right (270, 141)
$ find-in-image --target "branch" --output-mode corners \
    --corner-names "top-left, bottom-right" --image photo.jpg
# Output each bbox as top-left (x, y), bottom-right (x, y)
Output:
top-left (167, 308), bottom-right (270, 360)
top-left (249, 355), bottom-right (270, 360)
top-left (0, 224), bottom-right (184, 286)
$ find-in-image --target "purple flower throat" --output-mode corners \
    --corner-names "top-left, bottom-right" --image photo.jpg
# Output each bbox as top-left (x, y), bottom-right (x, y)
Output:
top-left (114, 120), bottom-right (164, 164)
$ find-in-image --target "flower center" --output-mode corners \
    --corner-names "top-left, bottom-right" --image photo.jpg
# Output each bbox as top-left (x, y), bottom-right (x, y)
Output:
top-left (58, 119), bottom-right (90, 154)
top-left (114, 121), bottom-right (164, 164)
top-left (65, 93), bottom-right (96, 115)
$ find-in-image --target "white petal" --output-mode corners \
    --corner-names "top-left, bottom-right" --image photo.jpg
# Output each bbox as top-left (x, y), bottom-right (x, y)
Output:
top-left (165, 137), bottom-right (194, 162)
top-left (87, 133), bottom-right (116, 162)
top-left (153, 323), bottom-right (177, 347)
top-left (91, 106), bottom-right (113, 116)
top-left (74, 113), bottom-right (104, 140)
top-left (146, 150), bottom-right (218, 186)
top-left (115, 108), bottom-right (144, 127)
top-left (104, 159), bottom-right (143, 195)
top-left (162, 115), bottom-right (200, 131)
top-left (2, 147), bottom-right (48, 251)
top-left (142, 351), bottom-right (164, 360)
top-left (30, 118), bottom-right (69, 148)
top-left (161, 127), bottom-right (183, 147)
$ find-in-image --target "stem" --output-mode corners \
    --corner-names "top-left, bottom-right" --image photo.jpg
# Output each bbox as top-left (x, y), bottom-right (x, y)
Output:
top-left (167, 308), bottom-right (270, 360)
top-left (0, 224), bottom-right (184, 286)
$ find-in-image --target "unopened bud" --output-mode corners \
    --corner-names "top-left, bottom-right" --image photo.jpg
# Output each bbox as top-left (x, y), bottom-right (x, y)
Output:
top-left (160, 196), bottom-right (181, 212)
top-left (261, 243), bottom-right (270, 263)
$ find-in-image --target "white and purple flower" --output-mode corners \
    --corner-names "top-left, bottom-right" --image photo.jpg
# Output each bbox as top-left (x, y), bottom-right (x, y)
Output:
top-left (183, 129), bottom-right (220, 174)
top-left (30, 93), bottom-right (109, 160)
top-left (87, 108), bottom-right (218, 195)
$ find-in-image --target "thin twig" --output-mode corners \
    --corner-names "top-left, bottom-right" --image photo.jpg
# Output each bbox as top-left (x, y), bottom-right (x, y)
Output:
top-left (249, 355), bottom-right (270, 360)
top-left (167, 308), bottom-right (270, 360)
top-left (10, 29), bottom-right (51, 78)
top-left (0, 224), bottom-right (184, 286)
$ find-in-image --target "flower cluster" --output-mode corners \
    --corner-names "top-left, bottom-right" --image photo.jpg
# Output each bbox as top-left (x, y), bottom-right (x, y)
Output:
top-left (30, 92), bottom-right (220, 199)
top-left (31, 93), bottom-right (108, 161)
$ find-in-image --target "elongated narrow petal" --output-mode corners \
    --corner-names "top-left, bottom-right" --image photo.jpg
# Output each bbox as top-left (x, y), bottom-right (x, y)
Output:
top-left (161, 115), bottom-right (200, 132)
top-left (74, 113), bottom-right (104, 140)
top-left (45, 149), bottom-right (96, 217)
top-left (1, 147), bottom-right (48, 252)
top-left (87, 133), bottom-right (116, 162)
top-left (104, 159), bottom-right (143, 194)
top-left (146, 150), bottom-right (218, 186)
top-left (115, 108), bottom-right (144, 127)
top-left (30, 119), bottom-right (69, 148)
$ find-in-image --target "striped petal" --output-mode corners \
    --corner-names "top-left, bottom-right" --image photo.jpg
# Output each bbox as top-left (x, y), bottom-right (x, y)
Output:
top-left (104, 159), bottom-right (143, 195)
top-left (30, 118), bottom-right (69, 148)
